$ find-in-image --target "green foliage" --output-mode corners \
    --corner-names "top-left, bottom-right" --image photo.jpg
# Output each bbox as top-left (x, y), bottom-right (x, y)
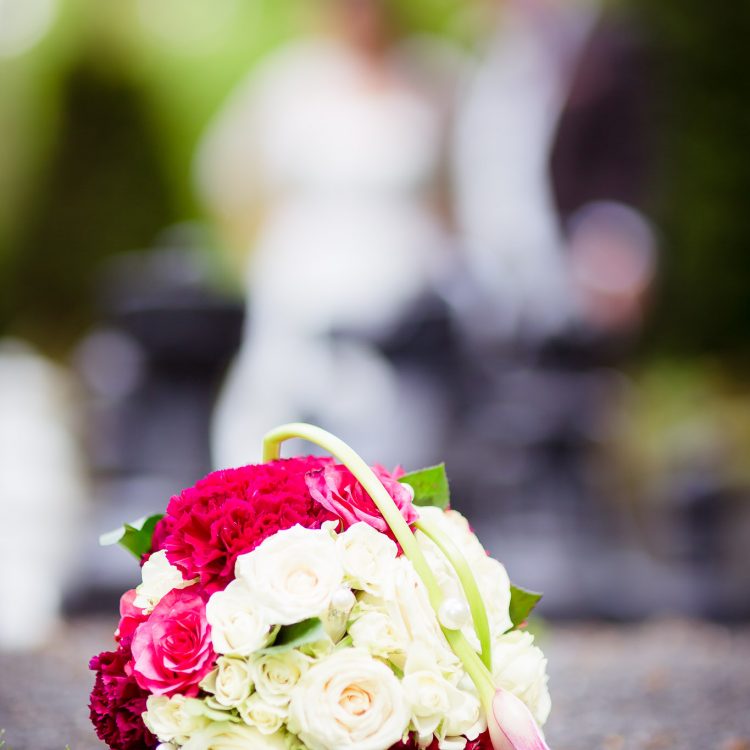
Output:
top-left (260, 618), bottom-right (327, 654)
top-left (399, 464), bottom-right (451, 510)
top-left (99, 513), bottom-right (164, 560)
top-left (507, 584), bottom-right (543, 631)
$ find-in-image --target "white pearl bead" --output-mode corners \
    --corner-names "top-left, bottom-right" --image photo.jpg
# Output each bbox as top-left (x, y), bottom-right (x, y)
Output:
top-left (438, 597), bottom-right (471, 630)
top-left (330, 587), bottom-right (356, 613)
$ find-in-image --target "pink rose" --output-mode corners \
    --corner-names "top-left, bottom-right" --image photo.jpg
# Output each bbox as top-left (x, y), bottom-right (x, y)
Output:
top-left (131, 588), bottom-right (215, 696)
top-left (306, 464), bottom-right (418, 539)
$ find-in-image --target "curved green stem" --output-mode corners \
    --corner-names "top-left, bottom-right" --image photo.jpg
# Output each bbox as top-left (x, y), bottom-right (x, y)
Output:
top-left (262, 422), bottom-right (495, 706)
top-left (415, 517), bottom-right (492, 671)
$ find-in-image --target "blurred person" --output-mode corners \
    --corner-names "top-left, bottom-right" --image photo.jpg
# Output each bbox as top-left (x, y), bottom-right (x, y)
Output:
top-left (566, 201), bottom-right (657, 344)
top-left (448, 0), bottom-right (656, 615)
top-left (453, 0), bottom-right (652, 344)
top-left (0, 339), bottom-right (85, 649)
top-left (197, 0), bottom-right (462, 468)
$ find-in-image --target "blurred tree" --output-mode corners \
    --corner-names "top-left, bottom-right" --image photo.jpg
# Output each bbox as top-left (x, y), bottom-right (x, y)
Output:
top-left (0, 63), bottom-right (175, 353)
top-left (633, 0), bottom-right (750, 357)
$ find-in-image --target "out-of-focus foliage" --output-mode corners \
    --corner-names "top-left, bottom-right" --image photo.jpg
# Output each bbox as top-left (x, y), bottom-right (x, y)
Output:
top-left (0, 0), bottom-right (304, 351)
top-left (633, 0), bottom-right (750, 357)
top-left (614, 360), bottom-right (750, 502)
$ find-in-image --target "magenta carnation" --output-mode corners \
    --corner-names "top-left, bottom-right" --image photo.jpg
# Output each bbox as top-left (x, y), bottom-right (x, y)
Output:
top-left (89, 644), bottom-right (156, 750)
top-left (131, 587), bottom-right (215, 697)
top-left (391, 733), bottom-right (493, 750)
top-left (306, 463), bottom-right (418, 539)
top-left (153, 456), bottom-right (337, 593)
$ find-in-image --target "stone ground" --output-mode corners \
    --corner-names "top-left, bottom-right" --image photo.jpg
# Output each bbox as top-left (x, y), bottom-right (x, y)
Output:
top-left (0, 618), bottom-right (748, 750)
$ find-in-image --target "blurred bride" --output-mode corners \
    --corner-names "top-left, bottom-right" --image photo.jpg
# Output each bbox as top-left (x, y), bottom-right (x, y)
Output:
top-left (196, 0), bottom-right (460, 468)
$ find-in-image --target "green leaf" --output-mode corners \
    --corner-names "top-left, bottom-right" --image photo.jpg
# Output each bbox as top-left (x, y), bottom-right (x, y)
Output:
top-left (399, 463), bottom-right (450, 509)
top-left (334, 634), bottom-right (354, 650)
top-left (99, 513), bottom-right (164, 560)
top-left (507, 584), bottom-right (543, 631)
top-left (259, 618), bottom-right (328, 654)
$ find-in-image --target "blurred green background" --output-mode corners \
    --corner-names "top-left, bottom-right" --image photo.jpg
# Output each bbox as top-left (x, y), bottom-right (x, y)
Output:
top-left (0, 0), bottom-right (477, 352)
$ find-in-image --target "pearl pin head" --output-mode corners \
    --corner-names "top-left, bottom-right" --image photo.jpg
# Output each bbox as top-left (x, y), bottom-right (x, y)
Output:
top-left (438, 596), bottom-right (471, 630)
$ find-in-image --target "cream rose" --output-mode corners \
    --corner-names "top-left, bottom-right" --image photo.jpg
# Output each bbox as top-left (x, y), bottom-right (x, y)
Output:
top-left (439, 679), bottom-right (484, 747)
top-left (402, 643), bottom-right (483, 747)
top-left (415, 510), bottom-right (513, 641)
top-left (348, 610), bottom-right (406, 660)
top-left (206, 578), bottom-right (275, 656)
top-left (134, 550), bottom-right (194, 613)
top-left (475, 556), bottom-right (512, 637)
top-left (181, 721), bottom-right (288, 750)
top-left (402, 646), bottom-right (452, 744)
top-left (252, 649), bottom-right (311, 707)
top-left (236, 525), bottom-right (343, 625)
top-left (239, 693), bottom-right (287, 734)
top-left (202, 656), bottom-right (254, 708)
top-left (336, 522), bottom-right (397, 596)
top-left (288, 648), bottom-right (410, 750)
top-left (413, 508), bottom-right (483, 561)
top-left (378, 557), bottom-right (458, 671)
top-left (142, 694), bottom-right (210, 744)
top-left (492, 630), bottom-right (551, 725)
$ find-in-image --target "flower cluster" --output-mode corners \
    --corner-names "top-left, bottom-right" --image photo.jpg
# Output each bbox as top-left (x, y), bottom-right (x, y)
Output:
top-left (90, 456), bottom-right (551, 750)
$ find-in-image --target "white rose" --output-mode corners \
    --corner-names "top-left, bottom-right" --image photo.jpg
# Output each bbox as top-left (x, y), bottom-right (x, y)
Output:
top-left (402, 643), bottom-right (484, 748)
top-left (206, 578), bottom-right (275, 656)
top-left (401, 643), bottom-right (452, 743)
top-left (134, 550), bottom-right (193, 613)
top-left (379, 557), bottom-right (458, 672)
top-left (416, 508), bottom-right (487, 566)
top-left (415, 513), bottom-right (512, 642)
top-left (492, 630), bottom-right (551, 725)
top-left (475, 556), bottom-right (512, 636)
top-left (288, 648), bottom-right (410, 750)
top-left (439, 682), bottom-right (484, 747)
top-left (239, 693), bottom-right (287, 734)
top-left (336, 522), bottom-right (397, 596)
top-left (236, 525), bottom-right (343, 625)
top-left (142, 694), bottom-right (210, 744)
top-left (202, 656), bottom-right (254, 708)
top-left (252, 649), bottom-right (311, 707)
top-left (348, 610), bottom-right (406, 660)
top-left (181, 722), bottom-right (288, 750)
top-left (428, 509), bottom-right (513, 635)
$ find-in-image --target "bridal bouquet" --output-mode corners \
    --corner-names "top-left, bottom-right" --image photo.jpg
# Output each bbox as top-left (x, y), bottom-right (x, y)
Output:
top-left (90, 424), bottom-right (551, 750)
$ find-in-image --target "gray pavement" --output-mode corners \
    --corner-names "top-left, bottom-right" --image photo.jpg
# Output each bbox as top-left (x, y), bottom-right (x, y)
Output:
top-left (0, 618), bottom-right (748, 750)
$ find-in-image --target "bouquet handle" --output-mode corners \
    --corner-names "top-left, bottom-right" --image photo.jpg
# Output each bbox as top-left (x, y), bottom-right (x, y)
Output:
top-left (262, 423), bottom-right (496, 702)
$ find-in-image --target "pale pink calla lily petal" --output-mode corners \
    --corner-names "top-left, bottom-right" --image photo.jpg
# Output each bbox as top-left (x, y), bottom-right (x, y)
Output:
top-left (487, 687), bottom-right (551, 750)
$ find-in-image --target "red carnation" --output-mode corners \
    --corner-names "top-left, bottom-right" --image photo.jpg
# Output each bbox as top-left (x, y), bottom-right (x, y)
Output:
top-left (89, 645), bottom-right (155, 750)
top-left (391, 733), bottom-right (493, 750)
top-left (154, 456), bottom-right (337, 593)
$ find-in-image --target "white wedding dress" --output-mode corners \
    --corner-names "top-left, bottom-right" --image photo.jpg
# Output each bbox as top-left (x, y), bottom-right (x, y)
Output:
top-left (453, 4), bottom-right (599, 342)
top-left (197, 39), bottom-right (454, 468)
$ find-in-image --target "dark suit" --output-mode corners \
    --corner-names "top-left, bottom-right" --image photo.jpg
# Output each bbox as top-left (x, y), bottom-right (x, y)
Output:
top-left (550, 12), bottom-right (653, 224)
